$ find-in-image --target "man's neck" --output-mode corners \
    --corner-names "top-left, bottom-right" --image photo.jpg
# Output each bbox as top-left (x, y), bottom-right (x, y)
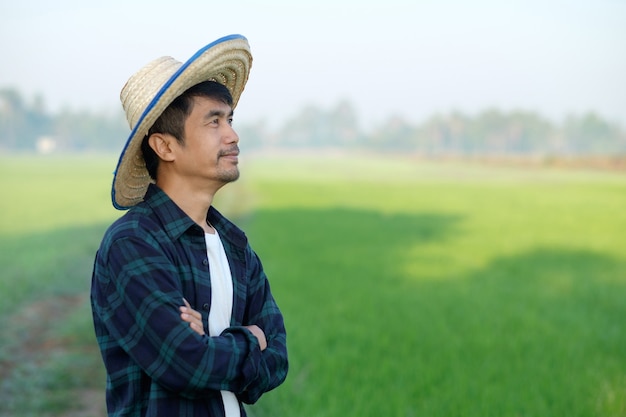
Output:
top-left (156, 179), bottom-right (220, 233)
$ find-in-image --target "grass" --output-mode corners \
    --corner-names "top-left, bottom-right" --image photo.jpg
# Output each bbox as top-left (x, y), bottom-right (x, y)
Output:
top-left (0, 154), bottom-right (117, 416)
top-left (243, 154), bottom-right (626, 416)
top-left (0, 152), bottom-right (625, 416)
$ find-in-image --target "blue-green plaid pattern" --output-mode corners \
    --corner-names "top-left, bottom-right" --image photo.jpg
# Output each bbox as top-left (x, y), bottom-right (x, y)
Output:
top-left (91, 184), bottom-right (288, 416)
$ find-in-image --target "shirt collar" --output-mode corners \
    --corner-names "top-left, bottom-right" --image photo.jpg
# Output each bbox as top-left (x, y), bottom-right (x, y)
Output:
top-left (142, 183), bottom-right (248, 248)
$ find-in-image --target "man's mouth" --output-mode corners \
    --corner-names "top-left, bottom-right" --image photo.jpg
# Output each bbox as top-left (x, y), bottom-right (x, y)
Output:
top-left (219, 147), bottom-right (240, 157)
top-left (219, 147), bottom-right (240, 162)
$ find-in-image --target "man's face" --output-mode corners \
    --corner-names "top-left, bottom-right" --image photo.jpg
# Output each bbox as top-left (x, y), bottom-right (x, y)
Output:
top-left (174, 95), bottom-right (240, 187)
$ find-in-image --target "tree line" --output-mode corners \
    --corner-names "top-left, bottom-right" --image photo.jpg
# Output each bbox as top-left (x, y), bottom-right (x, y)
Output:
top-left (1, 88), bottom-right (625, 155)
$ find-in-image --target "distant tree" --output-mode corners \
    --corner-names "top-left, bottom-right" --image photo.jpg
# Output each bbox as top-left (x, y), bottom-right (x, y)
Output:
top-left (0, 90), bottom-right (55, 150)
top-left (53, 109), bottom-right (128, 151)
top-left (273, 100), bottom-right (363, 148)
top-left (327, 100), bottom-right (362, 148)
top-left (1, 87), bottom-right (625, 155)
top-left (237, 119), bottom-right (271, 151)
top-left (277, 105), bottom-right (323, 147)
top-left (0, 90), bottom-right (18, 148)
top-left (563, 113), bottom-right (626, 154)
top-left (368, 115), bottom-right (415, 150)
top-left (413, 112), bottom-right (473, 154)
top-left (506, 111), bottom-right (554, 154)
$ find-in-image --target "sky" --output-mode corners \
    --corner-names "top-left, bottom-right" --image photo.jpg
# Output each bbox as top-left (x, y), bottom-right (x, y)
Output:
top-left (1, 0), bottom-right (625, 129)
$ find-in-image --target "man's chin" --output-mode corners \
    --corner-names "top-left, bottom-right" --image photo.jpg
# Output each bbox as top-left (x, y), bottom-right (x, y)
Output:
top-left (218, 169), bottom-right (240, 184)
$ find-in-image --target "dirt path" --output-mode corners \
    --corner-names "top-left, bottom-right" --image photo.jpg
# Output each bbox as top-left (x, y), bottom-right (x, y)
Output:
top-left (0, 294), bottom-right (106, 417)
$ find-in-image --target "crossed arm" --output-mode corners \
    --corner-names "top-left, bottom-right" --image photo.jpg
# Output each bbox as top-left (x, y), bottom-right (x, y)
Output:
top-left (180, 299), bottom-right (267, 350)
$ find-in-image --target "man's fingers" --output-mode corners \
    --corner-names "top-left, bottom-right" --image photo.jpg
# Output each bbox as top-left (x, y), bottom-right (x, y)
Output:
top-left (181, 299), bottom-right (202, 320)
top-left (180, 298), bottom-right (205, 336)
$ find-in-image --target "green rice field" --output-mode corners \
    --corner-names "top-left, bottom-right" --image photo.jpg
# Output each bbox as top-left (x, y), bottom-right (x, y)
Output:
top-left (0, 153), bottom-right (625, 416)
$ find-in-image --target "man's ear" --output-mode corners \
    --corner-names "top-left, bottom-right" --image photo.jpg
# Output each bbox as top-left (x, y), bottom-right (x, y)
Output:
top-left (148, 133), bottom-right (176, 162)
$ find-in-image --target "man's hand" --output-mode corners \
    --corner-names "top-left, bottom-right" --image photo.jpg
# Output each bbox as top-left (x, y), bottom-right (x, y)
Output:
top-left (245, 325), bottom-right (267, 351)
top-left (181, 299), bottom-right (266, 351)
top-left (180, 299), bottom-right (205, 336)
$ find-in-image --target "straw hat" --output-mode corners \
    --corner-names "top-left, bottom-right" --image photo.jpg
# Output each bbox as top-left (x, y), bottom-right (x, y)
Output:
top-left (112, 34), bottom-right (252, 209)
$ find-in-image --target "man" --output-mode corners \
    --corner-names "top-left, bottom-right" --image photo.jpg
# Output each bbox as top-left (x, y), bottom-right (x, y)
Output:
top-left (91, 34), bottom-right (288, 417)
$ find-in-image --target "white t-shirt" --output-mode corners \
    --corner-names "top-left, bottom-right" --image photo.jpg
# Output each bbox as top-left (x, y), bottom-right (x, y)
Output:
top-left (205, 231), bottom-right (240, 417)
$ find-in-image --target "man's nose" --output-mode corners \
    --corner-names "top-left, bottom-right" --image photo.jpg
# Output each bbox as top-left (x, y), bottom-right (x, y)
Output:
top-left (224, 125), bottom-right (239, 143)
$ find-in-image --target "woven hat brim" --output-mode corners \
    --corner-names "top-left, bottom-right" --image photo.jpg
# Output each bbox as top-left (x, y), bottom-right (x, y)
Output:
top-left (112, 34), bottom-right (252, 210)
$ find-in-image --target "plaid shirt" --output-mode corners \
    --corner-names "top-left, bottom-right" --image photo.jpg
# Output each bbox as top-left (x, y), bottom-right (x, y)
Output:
top-left (91, 184), bottom-right (288, 417)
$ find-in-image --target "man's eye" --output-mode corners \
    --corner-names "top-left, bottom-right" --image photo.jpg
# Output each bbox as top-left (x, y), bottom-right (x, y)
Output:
top-left (228, 118), bottom-right (234, 125)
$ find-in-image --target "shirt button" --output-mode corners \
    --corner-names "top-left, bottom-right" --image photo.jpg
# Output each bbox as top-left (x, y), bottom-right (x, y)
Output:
top-left (202, 259), bottom-right (208, 266)
top-left (202, 303), bottom-right (210, 311)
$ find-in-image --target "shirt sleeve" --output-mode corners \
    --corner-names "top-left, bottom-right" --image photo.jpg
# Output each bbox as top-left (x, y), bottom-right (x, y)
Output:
top-left (92, 234), bottom-right (267, 398)
top-left (237, 247), bottom-right (289, 404)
